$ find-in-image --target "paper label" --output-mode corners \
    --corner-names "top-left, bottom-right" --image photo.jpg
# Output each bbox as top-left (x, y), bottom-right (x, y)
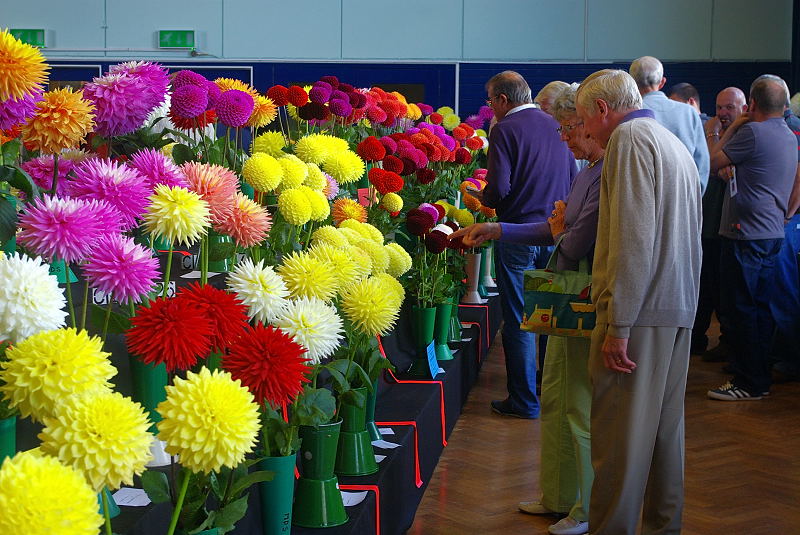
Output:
top-left (426, 341), bottom-right (439, 378)
top-left (371, 439), bottom-right (401, 449)
top-left (111, 488), bottom-right (151, 507)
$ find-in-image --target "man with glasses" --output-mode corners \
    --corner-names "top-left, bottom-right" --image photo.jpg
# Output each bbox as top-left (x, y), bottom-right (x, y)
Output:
top-left (479, 71), bottom-right (576, 419)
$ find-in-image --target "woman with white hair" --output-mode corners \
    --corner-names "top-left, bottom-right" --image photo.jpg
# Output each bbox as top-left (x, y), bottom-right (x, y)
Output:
top-left (535, 81), bottom-right (570, 116)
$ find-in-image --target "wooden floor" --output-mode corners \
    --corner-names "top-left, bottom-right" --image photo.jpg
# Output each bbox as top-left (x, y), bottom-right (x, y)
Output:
top-left (409, 330), bottom-right (800, 534)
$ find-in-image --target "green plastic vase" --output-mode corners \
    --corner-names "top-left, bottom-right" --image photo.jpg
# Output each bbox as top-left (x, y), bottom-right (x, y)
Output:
top-left (97, 487), bottom-right (120, 518)
top-left (434, 303), bottom-right (454, 360)
top-left (0, 416), bottom-right (16, 461)
top-left (292, 421), bottom-right (347, 528)
top-left (259, 454), bottom-right (297, 535)
top-left (335, 387), bottom-right (378, 476)
top-left (365, 378), bottom-right (381, 442)
top-left (129, 356), bottom-right (168, 433)
top-left (449, 297), bottom-right (462, 342)
top-left (206, 230), bottom-right (235, 273)
top-left (407, 305), bottom-right (436, 377)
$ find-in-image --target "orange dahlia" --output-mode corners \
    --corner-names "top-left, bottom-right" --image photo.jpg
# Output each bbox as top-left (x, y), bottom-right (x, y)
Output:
top-left (215, 78), bottom-right (258, 99)
top-left (246, 95), bottom-right (277, 128)
top-left (214, 192), bottom-right (272, 248)
top-left (332, 198), bottom-right (367, 226)
top-left (21, 88), bottom-right (95, 154)
top-left (0, 29), bottom-right (49, 100)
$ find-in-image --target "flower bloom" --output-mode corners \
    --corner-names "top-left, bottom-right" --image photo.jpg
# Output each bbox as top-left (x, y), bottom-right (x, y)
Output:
top-left (273, 297), bottom-right (343, 364)
top-left (227, 258), bottom-right (289, 324)
top-left (83, 234), bottom-right (159, 304)
top-left (21, 88), bottom-right (95, 154)
top-left (0, 29), bottom-right (49, 100)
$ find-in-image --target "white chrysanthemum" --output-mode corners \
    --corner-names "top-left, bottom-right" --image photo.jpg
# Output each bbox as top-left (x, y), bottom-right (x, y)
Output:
top-left (273, 297), bottom-right (343, 364)
top-left (226, 258), bottom-right (289, 323)
top-left (0, 253), bottom-right (67, 344)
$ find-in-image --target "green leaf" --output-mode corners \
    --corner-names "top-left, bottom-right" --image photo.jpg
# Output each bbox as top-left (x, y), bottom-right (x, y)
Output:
top-left (140, 470), bottom-right (170, 503)
top-left (209, 471), bottom-right (222, 500)
top-left (1, 139), bottom-right (21, 163)
top-left (171, 144), bottom-right (197, 165)
top-left (7, 166), bottom-right (40, 199)
top-left (91, 135), bottom-right (107, 149)
top-left (89, 304), bottom-right (131, 333)
top-left (292, 387), bottom-right (335, 427)
top-left (214, 495), bottom-right (249, 533)
top-left (208, 240), bottom-right (236, 262)
top-left (227, 470), bottom-right (274, 500)
top-left (323, 363), bottom-right (349, 394)
top-left (0, 195), bottom-right (18, 244)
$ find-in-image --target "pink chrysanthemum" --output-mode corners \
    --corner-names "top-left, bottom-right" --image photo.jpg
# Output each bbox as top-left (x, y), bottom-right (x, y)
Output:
top-left (128, 148), bottom-right (187, 189)
top-left (205, 80), bottom-right (221, 109)
top-left (0, 85), bottom-right (43, 129)
top-left (20, 155), bottom-right (74, 196)
top-left (109, 61), bottom-right (169, 115)
top-left (478, 105), bottom-right (494, 121)
top-left (181, 162), bottom-right (238, 225)
top-left (83, 234), bottom-right (159, 303)
top-left (216, 90), bottom-right (254, 128)
top-left (214, 192), bottom-right (272, 248)
top-left (465, 114), bottom-right (484, 130)
top-left (17, 196), bottom-right (122, 263)
top-left (83, 73), bottom-right (155, 137)
top-left (68, 158), bottom-right (151, 231)
top-left (171, 84), bottom-right (208, 119)
top-left (322, 174), bottom-right (339, 200)
top-left (172, 70), bottom-right (207, 89)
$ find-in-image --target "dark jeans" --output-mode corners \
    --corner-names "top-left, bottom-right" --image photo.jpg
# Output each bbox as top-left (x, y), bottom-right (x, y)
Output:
top-left (494, 241), bottom-right (552, 417)
top-left (720, 238), bottom-right (783, 394)
top-left (692, 238), bottom-right (731, 352)
top-left (770, 215), bottom-right (800, 375)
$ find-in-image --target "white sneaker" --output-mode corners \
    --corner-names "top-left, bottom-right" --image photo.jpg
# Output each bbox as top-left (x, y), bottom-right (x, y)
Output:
top-left (549, 516), bottom-right (588, 535)
top-left (518, 500), bottom-right (557, 515)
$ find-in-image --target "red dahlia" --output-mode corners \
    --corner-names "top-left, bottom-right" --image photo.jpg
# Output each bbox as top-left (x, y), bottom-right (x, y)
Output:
top-left (168, 109), bottom-right (217, 131)
top-left (466, 137), bottom-right (484, 150)
top-left (176, 283), bottom-right (249, 352)
top-left (416, 168), bottom-right (437, 185)
top-left (382, 155), bottom-right (403, 174)
top-left (425, 230), bottom-right (448, 254)
top-left (357, 136), bottom-right (386, 162)
top-left (287, 85), bottom-right (309, 107)
top-left (429, 112), bottom-right (443, 125)
top-left (267, 85), bottom-right (289, 106)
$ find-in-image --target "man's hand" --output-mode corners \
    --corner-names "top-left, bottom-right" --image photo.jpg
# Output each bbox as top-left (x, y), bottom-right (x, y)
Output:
top-left (548, 200), bottom-right (566, 238)
top-left (465, 185), bottom-right (485, 204)
top-left (718, 164), bottom-right (735, 181)
top-left (727, 113), bottom-right (750, 134)
top-left (601, 334), bottom-right (636, 373)
top-left (448, 222), bottom-right (502, 247)
top-left (704, 116), bottom-right (722, 138)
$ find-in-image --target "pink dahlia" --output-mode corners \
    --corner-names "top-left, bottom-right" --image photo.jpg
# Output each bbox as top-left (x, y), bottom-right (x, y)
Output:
top-left (83, 234), bottom-right (159, 304)
top-left (214, 192), bottom-right (271, 248)
top-left (328, 99), bottom-right (352, 118)
top-left (181, 162), bottom-right (238, 225)
top-left (216, 90), bottom-right (254, 127)
top-left (172, 69), bottom-right (208, 89)
top-left (0, 86), bottom-right (43, 129)
top-left (83, 73), bottom-right (155, 136)
top-left (478, 105), bottom-right (494, 122)
top-left (309, 82), bottom-right (332, 104)
top-left (171, 84), bottom-right (208, 119)
top-left (322, 174), bottom-right (339, 200)
top-left (205, 80), bottom-right (221, 109)
top-left (17, 196), bottom-right (122, 263)
top-left (418, 103), bottom-right (434, 116)
top-left (109, 61), bottom-right (169, 114)
top-left (20, 155), bottom-right (74, 197)
top-left (465, 114), bottom-right (484, 130)
top-left (128, 148), bottom-right (187, 189)
top-left (68, 158), bottom-right (151, 231)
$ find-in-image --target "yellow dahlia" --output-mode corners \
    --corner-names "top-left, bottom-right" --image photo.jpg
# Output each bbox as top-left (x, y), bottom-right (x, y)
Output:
top-left (311, 225), bottom-right (349, 249)
top-left (39, 391), bottom-right (152, 491)
top-left (295, 133), bottom-right (337, 165)
top-left (381, 192), bottom-right (403, 212)
top-left (143, 185), bottom-right (210, 246)
top-left (355, 239), bottom-right (389, 275)
top-left (341, 277), bottom-right (400, 336)
top-left (442, 113), bottom-right (461, 130)
top-left (277, 251), bottom-right (338, 302)
top-left (384, 242), bottom-right (413, 277)
top-left (339, 219), bottom-right (383, 244)
top-left (157, 368), bottom-right (260, 474)
top-left (0, 29), bottom-right (49, 100)
top-left (0, 450), bottom-right (102, 535)
top-left (278, 154), bottom-right (308, 190)
top-left (391, 91), bottom-right (408, 104)
top-left (308, 243), bottom-right (360, 292)
top-left (299, 185), bottom-right (330, 222)
top-left (435, 200), bottom-right (456, 217)
top-left (332, 197), bottom-right (367, 226)
top-left (338, 227), bottom-right (364, 245)
top-left (348, 246), bottom-right (373, 281)
top-left (452, 208), bottom-right (475, 227)
top-left (0, 328), bottom-right (115, 421)
top-left (214, 77), bottom-right (258, 99)
top-left (436, 106), bottom-right (455, 116)
top-left (246, 94), bottom-right (277, 128)
top-left (22, 88), bottom-right (95, 154)
top-left (323, 150), bottom-right (365, 184)
top-left (251, 130), bottom-right (287, 157)
top-left (372, 272), bottom-right (406, 308)
top-left (242, 152), bottom-right (283, 192)
top-left (304, 162), bottom-right (328, 191)
top-left (406, 103), bottom-right (422, 121)
top-left (475, 128), bottom-right (487, 138)
top-left (277, 188), bottom-right (312, 226)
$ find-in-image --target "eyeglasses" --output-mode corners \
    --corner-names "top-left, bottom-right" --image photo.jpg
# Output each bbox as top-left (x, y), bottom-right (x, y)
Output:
top-left (485, 94), bottom-right (505, 106)
top-left (557, 122), bottom-right (583, 134)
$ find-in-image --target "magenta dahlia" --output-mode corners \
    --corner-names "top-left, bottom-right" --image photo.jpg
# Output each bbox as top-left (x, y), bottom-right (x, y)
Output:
top-left (20, 155), bottom-right (74, 197)
top-left (171, 84), bottom-right (208, 119)
top-left (205, 80), bottom-right (221, 109)
top-left (83, 73), bottom-right (156, 136)
top-left (328, 99), bottom-right (352, 118)
top-left (309, 82), bottom-right (332, 104)
top-left (128, 148), bottom-right (187, 189)
top-left (0, 86), bottom-right (43, 130)
top-left (216, 90), bottom-right (254, 128)
top-left (83, 234), bottom-right (159, 304)
top-left (109, 61), bottom-right (169, 115)
top-left (172, 69), bottom-right (208, 88)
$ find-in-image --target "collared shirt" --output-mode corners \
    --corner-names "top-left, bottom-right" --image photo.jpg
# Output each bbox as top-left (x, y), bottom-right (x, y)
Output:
top-left (505, 103), bottom-right (538, 117)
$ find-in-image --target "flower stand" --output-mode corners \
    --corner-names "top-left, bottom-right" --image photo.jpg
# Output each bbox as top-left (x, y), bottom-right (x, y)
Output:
top-left (259, 454), bottom-right (297, 535)
top-left (461, 252), bottom-right (487, 304)
top-left (206, 230), bottom-right (235, 273)
top-left (293, 421), bottom-right (348, 528)
top-left (365, 378), bottom-right (381, 442)
top-left (434, 303), bottom-right (454, 361)
top-left (129, 357), bottom-right (170, 467)
top-left (407, 305), bottom-right (436, 376)
top-left (335, 387), bottom-right (378, 476)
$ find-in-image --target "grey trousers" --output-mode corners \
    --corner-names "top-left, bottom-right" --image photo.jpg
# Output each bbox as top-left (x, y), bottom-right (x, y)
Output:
top-left (588, 325), bottom-right (691, 535)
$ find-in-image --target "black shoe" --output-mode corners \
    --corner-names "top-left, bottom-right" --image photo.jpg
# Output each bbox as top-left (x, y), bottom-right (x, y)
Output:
top-left (702, 343), bottom-right (729, 362)
top-left (722, 363), bottom-right (734, 374)
top-left (490, 399), bottom-right (538, 419)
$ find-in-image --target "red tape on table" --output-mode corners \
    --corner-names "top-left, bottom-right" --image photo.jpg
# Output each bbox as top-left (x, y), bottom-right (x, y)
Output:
top-left (374, 421), bottom-right (422, 488)
top-left (458, 303), bottom-right (491, 346)
top-left (339, 484), bottom-right (380, 535)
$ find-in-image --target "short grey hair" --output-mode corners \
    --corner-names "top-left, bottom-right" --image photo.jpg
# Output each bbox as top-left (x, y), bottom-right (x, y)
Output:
top-left (534, 81), bottom-right (569, 107)
top-left (485, 71), bottom-right (532, 105)
top-left (551, 83), bottom-right (580, 122)
top-left (750, 74), bottom-right (791, 113)
top-left (576, 70), bottom-right (642, 115)
top-left (629, 56), bottom-right (664, 89)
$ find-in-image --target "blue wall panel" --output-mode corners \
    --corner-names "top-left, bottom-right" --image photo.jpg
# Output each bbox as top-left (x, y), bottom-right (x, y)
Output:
top-left (712, 0), bottom-right (793, 60)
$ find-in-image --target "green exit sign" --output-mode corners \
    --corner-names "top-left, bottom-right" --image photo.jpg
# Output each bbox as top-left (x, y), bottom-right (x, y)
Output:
top-left (159, 30), bottom-right (195, 49)
top-left (11, 29), bottom-right (46, 48)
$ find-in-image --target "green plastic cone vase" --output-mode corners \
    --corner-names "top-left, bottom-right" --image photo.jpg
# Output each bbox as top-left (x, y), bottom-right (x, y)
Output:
top-left (0, 416), bottom-right (16, 461)
top-left (49, 258), bottom-right (78, 283)
top-left (207, 230), bottom-right (234, 273)
top-left (408, 306), bottom-right (436, 376)
top-left (259, 454), bottom-right (297, 535)
top-left (365, 378), bottom-right (381, 442)
top-left (434, 303), bottom-right (454, 361)
top-left (97, 487), bottom-right (120, 518)
top-left (292, 421), bottom-right (348, 528)
top-left (449, 297), bottom-right (462, 342)
top-left (335, 387), bottom-right (378, 476)
top-left (129, 356), bottom-right (168, 433)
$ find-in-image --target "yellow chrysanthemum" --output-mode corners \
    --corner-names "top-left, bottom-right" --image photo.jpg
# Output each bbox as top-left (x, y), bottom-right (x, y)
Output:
top-left (277, 188), bottom-right (312, 226)
top-left (311, 225), bottom-right (350, 249)
top-left (0, 450), bottom-right (102, 535)
top-left (475, 129), bottom-right (487, 138)
top-left (339, 219), bottom-right (383, 245)
top-left (322, 150), bottom-right (365, 185)
top-left (442, 113), bottom-right (461, 130)
top-left (304, 162), bottom-right (328, 191)
top-left (436, 106), bottom-right (455, 116)
top-left (299, 185), bottom-right (330, 222)
top-left (214, 77), bottom-right (258, 99)
top-left (405, 103), bottom-right (422, 121)
top-left (21, 88), bottom-right (95, 154)
top-left (372, 272), bottom-right (406, 309)
top-left (435, 200), bottom-right (456, 217)
top-left (246, 94), bottom-right (277, 128)
top-left (384, 242), bottom-right (413, 277)
top-left (277, 251), bottom-right (339, 302)
top-left (355, 239), bottom-right (389, 275)
top-left (452, 208), bottom-right (475, 227)
top-left (332, 197), bottom-right (367, 225)
top-left (278, 154), bottom-right (308, 190)
top-left (251, 130), bottom-right (287, 157)
top-left (348, 246), bottom-right (374, 280)
top-left (157, 368), bottom-right (260, 474)
top-left (338, 227), bottom-right (363, 245)
top-left (242, 152), bottom-right (283, 192)
top-left (381, 192), bottom-right (403, 212)
top-left (39, 391), bottom-right (152, 492)
top-left (0, 328), bottom-right (115, 422)
top-left (160, 142), bottom-right (176, 159)
top-left (295, 133), bottom-right (338, 165)
top-left (0, 29), bottom-right (49, 100)
top-left (308, 243), bottom-right (360, 292)
top-left (341, 277), bottom-right (400, 336)
top-left (143, 185), bottom-right (211, 246)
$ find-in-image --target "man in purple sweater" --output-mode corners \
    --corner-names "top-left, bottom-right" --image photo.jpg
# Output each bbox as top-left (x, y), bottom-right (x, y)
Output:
top-left (480, 71), bottom-right (575, 418)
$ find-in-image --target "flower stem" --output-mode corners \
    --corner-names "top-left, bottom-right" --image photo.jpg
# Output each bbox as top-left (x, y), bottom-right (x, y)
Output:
top-left (224, 127), bottom-right (231, 167)
top-left (80, 279), bottom-right (90, 331)
top-left (200, 235), bottom-right (208, 285)
top-left (101, 297), bottom-right (113, 342)
top-left (64, 264), bottom-right (76, 328)
top-left (101, 488), bottom-right (113, 535)
top-left (162, 244), bottom-right (174, 299)
top-left (166, 468), bottom-right (191, 535)
top-left (50, 153), bottom-right (59, 195)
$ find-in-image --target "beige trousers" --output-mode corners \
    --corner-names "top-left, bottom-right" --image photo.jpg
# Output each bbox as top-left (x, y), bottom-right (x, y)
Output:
top-left (588, 325), bottom-right (691, 535)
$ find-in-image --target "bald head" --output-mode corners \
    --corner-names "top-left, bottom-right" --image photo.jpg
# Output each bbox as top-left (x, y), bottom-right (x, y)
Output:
top-left (715, 87), bottom-right (747, 130)
top-left (485, 71), bottom-right (532, 105)
top-left (749, 75), bottom-right (790, 115)
top-left (629, 56), bottom-right (665, 94)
